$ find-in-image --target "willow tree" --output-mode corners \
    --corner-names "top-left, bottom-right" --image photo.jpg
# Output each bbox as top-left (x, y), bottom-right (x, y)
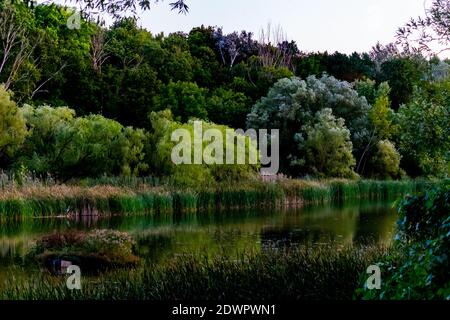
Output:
top-left (0, 85), bottom-right (27, 164)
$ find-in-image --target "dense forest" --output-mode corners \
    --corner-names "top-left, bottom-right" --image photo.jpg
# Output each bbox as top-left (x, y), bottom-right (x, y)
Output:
top-left (0, 0), bottom-right (449, 305)
top-left (0, 0), bottom-right (448, 185)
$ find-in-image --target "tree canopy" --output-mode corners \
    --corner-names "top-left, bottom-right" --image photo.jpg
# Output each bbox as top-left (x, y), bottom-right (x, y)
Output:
top-left (69, 0), bottom-right (189, 17)
top-left (0, 0), bottom-right (448, 180)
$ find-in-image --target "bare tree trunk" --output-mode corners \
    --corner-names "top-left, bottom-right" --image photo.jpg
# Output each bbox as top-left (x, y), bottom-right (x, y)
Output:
top-left (258, 23), bottom-right (292, 70)
top-left (0, 4), bottom-right (35, 91)
top-left (90, 29), bottom-right (109, 73)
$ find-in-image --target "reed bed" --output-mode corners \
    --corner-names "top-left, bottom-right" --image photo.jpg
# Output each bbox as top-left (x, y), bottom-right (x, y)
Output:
top-left (73, 176), bottom-right (162, 188)
top-left (0, 179), bottom-right (443, 218)
top-left (0, 245), bottom-right (389, 300)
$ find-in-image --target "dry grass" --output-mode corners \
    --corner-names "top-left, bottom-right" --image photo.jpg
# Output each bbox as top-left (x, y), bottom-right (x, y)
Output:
top-left (0, 179), bottom-right (441, 217)
top-left (0, 185), bottom-right (133, 201)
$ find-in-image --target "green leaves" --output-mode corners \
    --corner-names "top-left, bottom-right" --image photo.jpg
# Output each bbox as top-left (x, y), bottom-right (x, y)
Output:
top-left (247, 75), bottom-right (369, 178)
top-left (361, 182), bottom-right (450, 300)
top-left (0, 85), bottom-right (27, 161)
top-left (147, 110), bottom-right (259, 188)
top-left (368, 82), bottom-right (395, 140)
top-left (368, 140), bottom-right (402, 180)
top-left (155, 81), bottom-right (208, 122)
top-left (302, 109), bottom-right (356, 178)
top-left (18, 105), bottom-right (148, 180)
top-left (396, 88), bottom-right (450, 178)
top-left (206, 88), bottom-right (251, 129)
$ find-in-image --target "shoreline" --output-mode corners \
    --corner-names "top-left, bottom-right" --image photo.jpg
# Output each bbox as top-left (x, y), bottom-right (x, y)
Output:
top-left (0, 179), bottom-right (443, 218)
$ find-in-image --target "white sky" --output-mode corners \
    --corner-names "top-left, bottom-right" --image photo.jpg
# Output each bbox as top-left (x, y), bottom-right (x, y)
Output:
top-left (137, 0), bottom-right (428, 53)
top-left (46, 0), bottom-right (430, 54)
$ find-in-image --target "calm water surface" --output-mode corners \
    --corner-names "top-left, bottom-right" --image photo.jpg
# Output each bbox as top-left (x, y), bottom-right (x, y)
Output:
top-left (0, 200), bottom-right (398, 271)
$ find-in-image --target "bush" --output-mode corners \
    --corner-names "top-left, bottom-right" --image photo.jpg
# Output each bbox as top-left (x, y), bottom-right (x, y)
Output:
top-left (0, 85), bottom-right (27, 162)
top-left (27, 230), bottom-right (139, 273)
top-left (18, 105), bottom-right (148, 180)
top-left (300, 109), bottom-right (357, 178)
top-left (367, 140), bottom-right (402, 179)
top-left (147, 110), bottom-right (259, 187)
top-left (359, 182), bottom-right (450, 300)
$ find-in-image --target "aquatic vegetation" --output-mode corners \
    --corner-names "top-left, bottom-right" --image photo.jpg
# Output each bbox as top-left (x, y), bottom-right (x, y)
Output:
top-left (26, 230), bottom-right (139, 273)
top-left (1, 245), bottom-right (389, 300)
top-left (0, 179), bottom-right (442, 217)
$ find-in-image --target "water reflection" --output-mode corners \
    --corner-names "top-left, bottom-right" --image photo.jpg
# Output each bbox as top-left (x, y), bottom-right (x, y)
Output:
top-left (0, 200), bottom-right (398, 267)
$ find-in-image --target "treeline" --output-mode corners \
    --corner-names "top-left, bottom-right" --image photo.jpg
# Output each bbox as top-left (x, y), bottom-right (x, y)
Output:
top-left (0, 1), bottom-right (449, 182)
top-left (0, 91), bottom-right (258, 185)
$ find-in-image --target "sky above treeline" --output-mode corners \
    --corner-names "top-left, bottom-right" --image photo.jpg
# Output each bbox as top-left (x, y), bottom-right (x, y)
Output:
top-left (137, 0), bottom-right (427, 53)
top-left (48, 0), bottom-right (428, 54)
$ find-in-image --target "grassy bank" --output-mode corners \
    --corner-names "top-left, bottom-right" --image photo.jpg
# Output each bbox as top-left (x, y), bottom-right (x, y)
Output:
top-left (0, 245), bottom-right (389, 300)
top-left (0, 178), bottom-right (443, 217)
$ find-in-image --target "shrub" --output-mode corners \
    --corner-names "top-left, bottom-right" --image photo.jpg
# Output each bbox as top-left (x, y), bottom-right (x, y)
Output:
top-left (367, 140), bottom-right (402, 179)
top-left (300, 109), bottom-right (357, 178)
top-left (27, 229), bottom-right (139, 273)
top-left (18, 105), bottom-right (148, 180)
top-left (0, 85), bottom-right (27, 162)
top-left (147, 110), bottom-right (259, 187)
top-left (359, 182), bottom-right (450, 300)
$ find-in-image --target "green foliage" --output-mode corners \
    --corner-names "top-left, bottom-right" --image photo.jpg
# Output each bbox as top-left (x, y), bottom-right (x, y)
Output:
top-left (0, 85), bottom-right (27, 161)
top-left (354, 79), bottom-right (402, 178)
top-left (355, 78), bottom-right (378, 105)
top-left (0, 1), bottom-right (38, 99)
top-left (147, 110), bottom-right (259, 187)
top-left (367, 140), bottom-right (402, 179)
top-left (120, 127), bottom-right (149, 176)
top-left (300, 109), bottom-right (357, 178)
top-left (295, 52), bottom-right (374, 82)
top-left (369, 82), bottom-right (396, 140)
top-left (68, 115), bottom-right (147, 178)
top-left (94, 18), bottom-right (162, 127)
top-left (18, 105), bottom-right (148, 180)
top-left (360, 183), bottom-right (450, 300)
top-left (377, 57), bottom-right (427, 109)
top-left (2, 245), bottom-right (389, 300)
top-left (29, 4), bottom-right (96, 104)
top-left (247, 75), bottom-right (369, 177)
top-left (396, 90), bottom-right (450, 177)
top-left (354, 79), bottom-right (398, 140)
top-left (206, 88), bottom-right (251, 129)
top-left (154, 81), bottom-right (208, 122)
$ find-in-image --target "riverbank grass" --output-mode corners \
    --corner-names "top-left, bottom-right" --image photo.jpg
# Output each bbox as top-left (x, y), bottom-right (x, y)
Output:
top-left (0, 178), bottom-right (442, 217)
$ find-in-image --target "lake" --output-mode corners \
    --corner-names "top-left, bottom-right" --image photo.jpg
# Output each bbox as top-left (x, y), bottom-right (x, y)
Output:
top-left (0, 200), bottom-right (397, 273)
